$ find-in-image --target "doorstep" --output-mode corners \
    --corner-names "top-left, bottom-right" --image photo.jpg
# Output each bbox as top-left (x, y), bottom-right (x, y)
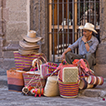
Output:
top-left (79, 80), bottom-right (106, 97)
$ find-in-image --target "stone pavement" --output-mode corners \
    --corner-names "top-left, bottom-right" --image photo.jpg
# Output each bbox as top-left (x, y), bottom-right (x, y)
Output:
top-left (0, 69), bottom-right (106, 106)
top-left (0, 84), bottom-right (106, 106)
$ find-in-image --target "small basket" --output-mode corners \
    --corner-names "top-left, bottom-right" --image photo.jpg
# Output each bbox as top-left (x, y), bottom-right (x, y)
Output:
top-left (40, 62), bottom-right (58, 78)
top-left (58, 79), bottom-right (79, 98)
top-left (79, 78), bottom-right (88, 90)
top-left (23, 72), bottom-right (46, 88)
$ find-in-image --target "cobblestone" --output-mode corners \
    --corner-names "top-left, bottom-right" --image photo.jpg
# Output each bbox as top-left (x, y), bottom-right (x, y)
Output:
top-left (0, 68), bottom-right (106, 106)
top-left (0, 85), bottom-right (106, 106)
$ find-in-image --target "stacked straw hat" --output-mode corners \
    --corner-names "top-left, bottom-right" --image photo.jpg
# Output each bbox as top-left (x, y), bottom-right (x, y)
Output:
top-left (18, 30), bottom-right (43, 55)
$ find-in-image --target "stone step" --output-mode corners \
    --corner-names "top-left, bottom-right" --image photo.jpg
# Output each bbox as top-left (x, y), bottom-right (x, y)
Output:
top-left (0, 75), bottom-right (7, 86)
top-left (80, 82), bottom-right (106, 97)
top-left (0, 74), bottom-right (106, 98)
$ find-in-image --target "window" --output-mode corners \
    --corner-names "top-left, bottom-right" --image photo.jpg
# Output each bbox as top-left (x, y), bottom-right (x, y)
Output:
top-left (48, 0), bottom-right (100, 62)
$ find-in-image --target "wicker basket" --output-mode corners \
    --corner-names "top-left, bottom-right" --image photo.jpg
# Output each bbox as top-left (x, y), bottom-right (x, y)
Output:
top-left (23, 71), bottom-right (46, 88)
top-left (79, 78), bottom-right (88, 90)
top-left (7, 68), bottom-right (25, 92)
top-left (14, 51), bottom-right (46, 69)
top-left (58, 79), bottom-right (79, 98)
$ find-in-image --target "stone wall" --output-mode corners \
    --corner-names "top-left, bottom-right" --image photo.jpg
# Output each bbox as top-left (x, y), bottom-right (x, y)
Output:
top-left (30, 0), bottom-right (48, 58)
top-left (94, 0), bottom-right (106, 77)
top-left (0, 0), bottom-right (29, 70)
top-left (6, 0), bottom-right (28, 41)
top-left (0, 0), bottom-right (48, 70)
top-left (0, 0), bottom-right (106, 78)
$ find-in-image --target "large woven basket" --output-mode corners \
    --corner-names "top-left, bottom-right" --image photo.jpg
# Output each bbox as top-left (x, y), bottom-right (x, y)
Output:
top-left (7, 68), bottom-right (25, 92)
top-left (58, 79), bottom-right (79, 98)
top-left (14, 51), bottom-right (46, 69)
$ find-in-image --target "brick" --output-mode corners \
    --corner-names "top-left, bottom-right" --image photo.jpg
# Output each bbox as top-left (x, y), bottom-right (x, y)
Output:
top-left (0, 38), bottom-right (6, 47)
top-left (3, 51), bottom-right (14, 58)
top-left (0, 46), bottom-right (2, 58)
top-left (0, 0), bottom-right (2, 7)
top-left (3, 8), bottom-right (9, 21)
top-left (1, 58), bottom-right (15, 70)
top-left (3, 0), bottom-right (6, 8)
top-left (6, 0), bottom-right (27, 11)
top-left (6, 22), bottom-right (27, 41)
top-left (81, 89), bottom-right (106, 97)
top-left (96, 44), bottom-right (106, 64)
top-left (8, 11), bottom-right (27, 21)
top-left (94, 64), bottom-right (106, 78)
top-left (0, 8), bottom-right (2, 20)
top-left (82, 89), bottom-right (100, 97)
top-left (2, 41), bottom-right (19, 51)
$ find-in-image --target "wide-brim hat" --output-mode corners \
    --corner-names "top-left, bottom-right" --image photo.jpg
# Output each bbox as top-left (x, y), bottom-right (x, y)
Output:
top-left (79, 23), bottom-right (97, 34)
top-left (18, 47), bottom-right (39, 55)
top-left (22, 30), bottom-right (43, 43)
top-left (19, 39), bottom-right (39, 50)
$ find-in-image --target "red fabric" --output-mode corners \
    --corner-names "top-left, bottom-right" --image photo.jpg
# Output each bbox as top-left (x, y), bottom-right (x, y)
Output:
top-left (72, 59), bottom-right (89, 72)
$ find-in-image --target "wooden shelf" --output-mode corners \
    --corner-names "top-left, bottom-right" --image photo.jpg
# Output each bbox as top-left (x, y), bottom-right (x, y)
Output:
top-left (51, 25), bottom-right (73, 29)
top-left (51, 25), bottom-right (100, 30)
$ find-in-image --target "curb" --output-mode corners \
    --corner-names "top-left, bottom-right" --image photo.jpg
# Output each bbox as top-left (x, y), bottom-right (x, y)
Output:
top-left (80, 82), bottom-right (106, 97)
top-left (0, 75), bottom-right (7, 86)
top-left (81, 89), bottom-right (106, 97)
top-left (0, 75), bottom-right (106, 98)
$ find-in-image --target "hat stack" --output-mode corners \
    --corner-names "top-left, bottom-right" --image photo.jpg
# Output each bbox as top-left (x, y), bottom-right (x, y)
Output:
top-left (18, 30), bottom-right (43, 55)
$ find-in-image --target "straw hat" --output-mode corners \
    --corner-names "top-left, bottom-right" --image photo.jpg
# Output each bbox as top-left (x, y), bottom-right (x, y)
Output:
top-left (79, 23), bottom-right (97, 34)
top-left (18, 47), bottom-right (39, 55)
top-left (19, 39), bottom-right (39, 50)
top-left (22, 30), bottom-right (43, 43)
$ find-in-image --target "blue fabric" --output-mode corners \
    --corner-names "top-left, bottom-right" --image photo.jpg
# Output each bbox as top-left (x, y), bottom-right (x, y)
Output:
top-left (68, 36), bottom-right (99, 55)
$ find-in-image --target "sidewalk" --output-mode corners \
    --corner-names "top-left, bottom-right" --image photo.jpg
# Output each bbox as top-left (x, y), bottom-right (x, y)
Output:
top-left (0, 73), bottom-right (106, 106)
top-left (0, 68), bottom-right (106, 98)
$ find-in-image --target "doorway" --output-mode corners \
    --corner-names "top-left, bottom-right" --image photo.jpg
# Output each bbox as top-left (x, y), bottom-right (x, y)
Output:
top-left (48, 0), bottom-right (100, 62)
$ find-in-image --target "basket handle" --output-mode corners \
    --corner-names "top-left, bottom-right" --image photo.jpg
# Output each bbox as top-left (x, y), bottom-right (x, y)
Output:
top-left (32, 55), bottom-right (47, 71)
top-left (7, 68), bottom-right (23, 72)
top-left (50, 69), bottom-right (60, 76)
top-left (44, 64), bottom-right (57, 69)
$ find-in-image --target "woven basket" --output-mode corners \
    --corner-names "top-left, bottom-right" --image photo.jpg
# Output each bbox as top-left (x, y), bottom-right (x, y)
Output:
top-left (79, 78), bottom-right (88, 90)
top-left (58, 63), bottom-right (78, 83)
top-left (14, 51), bottom-right (46, 69)
top-left (40, 62), bottom-right (58, 78)
top-left (97, 76), bottom-right (104, 85)
top-left (87, 75), bottom-right (98, 85)
top-left (58, 79), bottom-right (79, 98)
top-left (23, 72), bottom-right (46, 88)
top-left (7, 68), bottom-right (25, 92)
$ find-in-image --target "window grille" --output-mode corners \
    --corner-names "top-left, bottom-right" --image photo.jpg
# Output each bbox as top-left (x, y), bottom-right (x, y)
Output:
top-left (48, 0), bottom-right (100, 62)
